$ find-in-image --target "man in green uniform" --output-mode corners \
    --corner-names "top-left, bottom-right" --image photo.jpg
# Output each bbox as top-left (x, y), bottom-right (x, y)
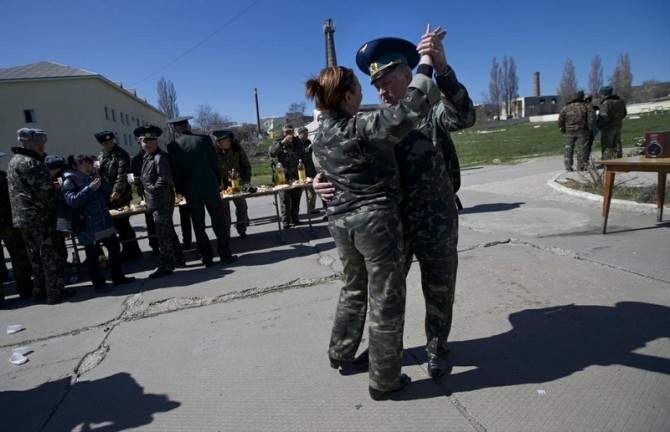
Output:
top-left (95, 130), bottom-right (143, 261)
top-left (269, 125), bottom-right (305, 228)
top-left (0, 151), bottom-right (34, 307)
top-left (7, 128), bottom-right (76, 304)
top-left (558, 91), bottom-right (596, 171)
top-left (597, 86), bottom-right (627, 160)
top-left (315, 33), bottom-right (476, 379)
top-left (167, 117), bottom-right (236, 267)
top-left (135, 126), bottom-right (185, 278)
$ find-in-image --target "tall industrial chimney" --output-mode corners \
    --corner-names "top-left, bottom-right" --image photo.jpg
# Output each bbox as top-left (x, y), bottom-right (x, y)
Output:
top-left (323, 19), bottom-right (337, 67)
top-left (533, 71), bottom-right (540, 97)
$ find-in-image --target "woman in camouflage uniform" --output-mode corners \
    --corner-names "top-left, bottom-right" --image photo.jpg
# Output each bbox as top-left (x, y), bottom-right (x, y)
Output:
top-left (304, 26), bottom-right (443, 401)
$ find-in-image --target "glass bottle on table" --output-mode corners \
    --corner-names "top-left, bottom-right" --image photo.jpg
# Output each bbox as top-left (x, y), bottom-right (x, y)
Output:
top-left (275, 163), bottom-right (286, 185)
top-left (229, 168), bottom-right (241, 192)
top-left (297, 159), bottom-right (306, 183)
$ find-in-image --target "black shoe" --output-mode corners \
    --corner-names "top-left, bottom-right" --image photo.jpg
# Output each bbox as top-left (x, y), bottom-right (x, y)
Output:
top-left (310, 209), bottom-right (321, 214)
top-left (282, 223), bottom-right (291, 229)
top-left (369, 374), bottom-right (411, 401)
top-left (32, 289), bottom-right (46, 303)
top-left (292, 220), bottom-right (303, 226)
top-left (220, 255), bottom-right (238, 266)
top-left (352, 349), bottom-right (370, 369)
top-left (322, 215), bottom-right (328, 222)
top-left (47, 289), bottom-right (77, 305)
top-left (427, 354), bottom-right (450, 379)
top-left (238, 232), bottom-right (248, 239)
top-left (149, 267), bottom-right (173, 279)
top-left (94, 283), bottom-right (114, 294)
top-left (175, 259), bottom-right (187, 268)
top-left (202, 258), bottom-right (214, 267)
top-left (113, 276), bottom-right (136, 286)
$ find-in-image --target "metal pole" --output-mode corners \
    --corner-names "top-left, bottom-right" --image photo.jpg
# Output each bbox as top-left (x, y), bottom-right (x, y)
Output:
top-left (254, 88), bottom-right (262, 136)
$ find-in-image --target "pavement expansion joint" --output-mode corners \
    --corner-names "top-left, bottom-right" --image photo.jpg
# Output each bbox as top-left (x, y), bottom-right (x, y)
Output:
top-left (75, 342), bottom-right (110, 375)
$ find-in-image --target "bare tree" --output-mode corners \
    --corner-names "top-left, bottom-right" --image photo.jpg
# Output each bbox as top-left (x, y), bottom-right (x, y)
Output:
top-left (500, 56), bottom-right (519, 119)
top-left (157, 77), bottom-right (179, 140)
top-left (487, 57), bottom-right (503, 119)
top-left (557, 59), bottom-right (579, 106)
top-left (588, 55), bottom-right (603, 99)
top-left (193, 104), bottom-right (232, 133)
top-left (286, 102), bottom-right (307, 127)
top-left (610, 53), bottom-right (633, 101)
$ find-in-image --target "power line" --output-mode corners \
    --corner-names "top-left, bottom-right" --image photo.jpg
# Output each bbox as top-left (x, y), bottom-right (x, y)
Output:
top-left (129, 0), bottom-right (263, 87)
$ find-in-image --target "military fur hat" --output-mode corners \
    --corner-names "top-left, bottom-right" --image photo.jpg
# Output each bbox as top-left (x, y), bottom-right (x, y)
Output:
top-left (17, 127), bottom-right (47, 143)
top-left (45, 155), bottom-right (66, 170)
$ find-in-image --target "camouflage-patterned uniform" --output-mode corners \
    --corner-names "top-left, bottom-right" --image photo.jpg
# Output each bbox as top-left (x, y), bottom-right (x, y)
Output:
top-left (0, 169), bottom-right (34, 302)
top-left (597, 94), bottom-right (627, 159)
top-left (396, 66), bottom-right (476, 362)
top-left (217, 142), bottom-right (252, 234)
top-left (99, 144), bottom-right (142, 257)
top-left (558, 97), bottom-right (596, 170)
top-left (269, 136), bottom-right (305, 225)
top-left (313, 73), bottom-right (440, 392)
top-left (141, 147), bottom-right (184, 271)
top-left (300, 137), bottom-right (318, 212)
top-left (7, 147), bottom-right (64, 302)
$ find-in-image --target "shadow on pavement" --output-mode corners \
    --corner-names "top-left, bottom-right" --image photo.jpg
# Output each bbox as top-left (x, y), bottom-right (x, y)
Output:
top-left (460, 202), bottom-right (524, 214)
top-left (0, 372), bottom-right (180, 431)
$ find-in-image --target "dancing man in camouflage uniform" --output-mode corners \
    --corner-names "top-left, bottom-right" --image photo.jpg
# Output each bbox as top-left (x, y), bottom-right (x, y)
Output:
top-left (558, 90), bottom-right (596, 171)
top-left (7, 128), bottom-right (76, 304)
top-left (597, 86), bottom-right (627, 160)
top-left (0, 151), bottom-right (34, 306)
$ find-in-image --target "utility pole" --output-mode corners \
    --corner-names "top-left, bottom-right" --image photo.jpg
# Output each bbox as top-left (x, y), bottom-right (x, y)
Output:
top-left (254, 87), bottom-right (262, 137)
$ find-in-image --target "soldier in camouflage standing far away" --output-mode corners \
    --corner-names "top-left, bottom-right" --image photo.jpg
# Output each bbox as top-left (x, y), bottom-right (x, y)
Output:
top-left (136, 126), bottom-right (185, 279)
top-left (268, 124), bottom-right (305, 228)
top-left (314, 29), bottom-right (476, 380)
top-left (558, 90), bottom-right (596, 171)
top-left (95, 130), bottom-right (144, 261)
top-left (597, 85), bottom-right (627, 160)
top-left (0, 151), bottom-right (34, 307)
top-left (7, 128), bottom-right (76, 304)
top-left (306, 25), bottom-right (444, 400)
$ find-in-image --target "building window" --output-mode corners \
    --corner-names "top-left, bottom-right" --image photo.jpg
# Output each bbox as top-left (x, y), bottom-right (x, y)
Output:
top-left (120, 112), bottom-right (125, 124)
top-left (23, 109), bottom-right (36, 123)
top-left (136, 118), bottom-right (140, 127)
top-left (104, 106), bottom-right (109, 120)
top-left (126, 114), bottom-right (130, 124)
top-left (111, 109), bottom-right (117, 122)
top-left (551, 99), bottom-right (557, 104)
top-left (539, 99), bottom-right (545, 105)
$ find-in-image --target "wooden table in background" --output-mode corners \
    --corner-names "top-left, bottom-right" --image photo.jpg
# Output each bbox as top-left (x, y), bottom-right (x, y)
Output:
top-left (600, 156), bottom-right (670, 234)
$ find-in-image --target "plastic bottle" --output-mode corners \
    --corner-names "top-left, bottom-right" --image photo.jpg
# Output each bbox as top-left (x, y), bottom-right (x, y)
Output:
top-left (229, 169), bottom-right (241, 192)
top-left (276, 163), bottom-right (286, 185)
top-left (297, 159), bottom-right (306, 183)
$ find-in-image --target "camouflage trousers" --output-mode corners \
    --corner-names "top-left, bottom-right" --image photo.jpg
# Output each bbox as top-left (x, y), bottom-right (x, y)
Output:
top-left (279, 188), bottom-right (303, 224)
top-left (305, 187), bottom-right (317, 212)
top-left (600, 128), bottom-right (623, 160)
top-left (152, 207), bottom-right (184, 270)
top-left (328, 205), bottom-right (407, 392)
top-left (402, 195), bottom-right (459, 359)
top-left (0, 224), bottom-right (33, 297)
top-left (21, 225), bottom-right (65, 300)
top-left (563, 131), bottom-right (591, 171)
top-left (232, 197), bottom-right (250, 234)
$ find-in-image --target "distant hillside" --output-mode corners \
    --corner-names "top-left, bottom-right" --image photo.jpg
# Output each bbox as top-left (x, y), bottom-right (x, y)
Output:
top-left (629, 81), bottom-right (670, 103)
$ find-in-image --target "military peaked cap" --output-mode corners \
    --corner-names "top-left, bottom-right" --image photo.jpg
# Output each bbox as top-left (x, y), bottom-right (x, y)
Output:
top-left (133, 125), bottom-right (163, 139)
top-left (166, 116), bottom-right (193, 127)
top-left (356, 37), bottom-right (419, 83)
top-left (599, 85), bottom-right (614, 96)
top-left (94, 130), bottom-right (115, 142)
top-left (212, 130), bottom-right (234, 141)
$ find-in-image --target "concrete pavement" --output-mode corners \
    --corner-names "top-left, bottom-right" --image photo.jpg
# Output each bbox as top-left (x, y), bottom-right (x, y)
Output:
top-left (1, 155), bottom-right (668, 431)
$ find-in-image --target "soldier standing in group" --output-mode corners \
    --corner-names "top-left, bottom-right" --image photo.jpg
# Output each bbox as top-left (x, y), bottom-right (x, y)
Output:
top-left (213, 130), bottom-right (252, 239)
top-left (7, 128), bottom-right (75, 304)
top-left (314, 31), bottom-right (476, 379)
top-left (95, 130), bottom-right (143, 261)
top-left (166, 117), bottom-right (236, 267)
top-left (130, 140), bottom-right (160, 255)
top-left (558, 90), bottom-right (596, 171)
top-left (268, 124), bottom-right (305, 228)
top-left (135, 126), bottom-right (185, 279)
top-left (0, 151), bottom-right (34, 307)
top-left (597, 85), bottom-right (627, 160)
top-left (296, 126), bottom-right (320, 214)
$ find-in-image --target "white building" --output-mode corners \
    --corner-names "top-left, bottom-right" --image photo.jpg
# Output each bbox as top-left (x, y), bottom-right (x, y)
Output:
top-left (0, 61), bottom-right (167, 170)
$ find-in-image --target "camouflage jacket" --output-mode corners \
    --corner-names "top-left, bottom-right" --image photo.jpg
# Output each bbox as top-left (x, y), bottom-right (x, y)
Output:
top-left (558, 99), bottom-right (595, 133)
top-left (0, 170), bottom-right (13, 227)
top-left (597, 95), bottom-right (627, 130)
top-left (268, 136), bottom-right (305, 181)
top-left (299, 139), bottom-right (317, 177)
top-left (312, 73), bottom-right (441, 216)
top-left (396, 66), bottom-right (476, 207)
top-left (7, 147), bottom-right (57, 229)
top-left (217, 145), bottom-right (252, 186)
top-left (99, 144), bottom-right (133, 208)
top-left (141, 148), bottom-right (175, 211)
